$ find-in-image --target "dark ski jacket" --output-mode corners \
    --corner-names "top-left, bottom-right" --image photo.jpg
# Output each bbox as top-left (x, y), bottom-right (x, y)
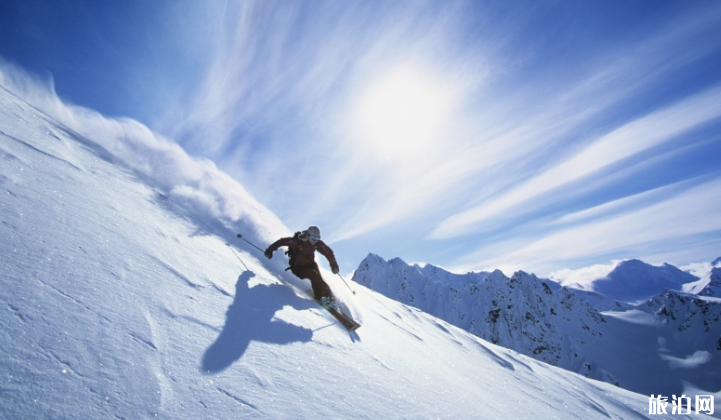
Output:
top-left (267, 234), bottom-right (339, 273)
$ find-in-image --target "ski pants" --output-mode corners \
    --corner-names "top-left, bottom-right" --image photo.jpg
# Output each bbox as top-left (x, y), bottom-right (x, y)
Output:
top-left (290, 262), bottom-right (334, 300)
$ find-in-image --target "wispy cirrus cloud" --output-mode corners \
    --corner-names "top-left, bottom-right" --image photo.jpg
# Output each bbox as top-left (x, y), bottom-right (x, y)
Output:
top-left (453, 175), bottom-right (721, 275)
top-left (430, 84), bottom-right (721, 240)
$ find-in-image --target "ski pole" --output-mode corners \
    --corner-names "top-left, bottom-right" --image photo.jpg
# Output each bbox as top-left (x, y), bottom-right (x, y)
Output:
top-left (337, 273), bottom-right (356, 295)
top-left (226, 244), bottom-right (250, 271)
top-left (236, 233), bottom-right (265, 254)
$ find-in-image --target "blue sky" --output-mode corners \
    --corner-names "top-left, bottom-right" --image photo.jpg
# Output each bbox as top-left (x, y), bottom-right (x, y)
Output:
top-left (2, 0), bottom-right (721, 276)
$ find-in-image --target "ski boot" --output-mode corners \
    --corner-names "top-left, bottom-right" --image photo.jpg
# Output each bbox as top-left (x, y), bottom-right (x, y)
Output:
top-left (320, 296), bottom-right (340, 311)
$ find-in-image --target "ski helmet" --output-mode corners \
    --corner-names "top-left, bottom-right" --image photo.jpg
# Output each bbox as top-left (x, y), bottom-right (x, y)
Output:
top-left (307, 225), bottom-right (321, 243)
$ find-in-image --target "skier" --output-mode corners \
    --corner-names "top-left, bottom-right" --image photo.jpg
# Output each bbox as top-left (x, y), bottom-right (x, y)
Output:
top-left (264, 226), bottom-right (340, 308)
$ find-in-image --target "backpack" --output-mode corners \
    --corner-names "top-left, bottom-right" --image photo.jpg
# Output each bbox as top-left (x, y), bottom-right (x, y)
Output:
top-left (284, 231), bottom-right (317, 268)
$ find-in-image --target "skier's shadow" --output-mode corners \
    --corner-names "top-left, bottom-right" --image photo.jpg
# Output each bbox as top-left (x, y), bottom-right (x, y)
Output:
top-left (201, 270), bottom-right (314, 374)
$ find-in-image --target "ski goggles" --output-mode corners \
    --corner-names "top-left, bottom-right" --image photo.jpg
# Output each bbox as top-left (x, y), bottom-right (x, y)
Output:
top-left (309, 234), bottom-right (321, 243)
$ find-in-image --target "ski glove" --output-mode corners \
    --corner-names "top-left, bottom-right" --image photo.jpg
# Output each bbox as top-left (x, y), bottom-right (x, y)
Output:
top-left (331, 265), bottom-right (339, 275)
top-left (264, 249), bottom-right (273, 259)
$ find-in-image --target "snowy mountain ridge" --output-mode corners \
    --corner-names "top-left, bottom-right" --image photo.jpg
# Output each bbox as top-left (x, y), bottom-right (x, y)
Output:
top-left (353, 254), bottom-right (611, 368)
top-left (353, 253), bottom-right (721, 403)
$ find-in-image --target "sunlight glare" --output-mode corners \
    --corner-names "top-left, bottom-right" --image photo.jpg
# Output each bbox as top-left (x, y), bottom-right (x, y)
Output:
top-left (351, 65), bottom-right (456, 161)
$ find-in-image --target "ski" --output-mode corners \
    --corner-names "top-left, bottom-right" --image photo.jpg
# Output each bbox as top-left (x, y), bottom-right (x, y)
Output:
top-left (306, 289), bottom-right (361, 331)
top-left (322, 303), bottom-right (361, 331)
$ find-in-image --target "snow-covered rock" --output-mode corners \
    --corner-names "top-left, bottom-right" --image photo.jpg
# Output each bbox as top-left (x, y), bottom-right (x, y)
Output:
top-left (699, 267), bottom-right (721, 298)
top-left (353, 254), bottom-right (611, 375)
top-left (640, 290), bottom-right (721, 350)
top-left (631, 290), bottom-right (721, 395)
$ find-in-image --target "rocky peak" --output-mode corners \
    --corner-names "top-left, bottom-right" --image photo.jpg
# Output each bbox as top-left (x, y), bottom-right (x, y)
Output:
top-left (353, 254), bottom-right (607, 369)
top-left (699, 267), bottom-right (721, 298)
top-left (639, 289), bottom-right (721, 353)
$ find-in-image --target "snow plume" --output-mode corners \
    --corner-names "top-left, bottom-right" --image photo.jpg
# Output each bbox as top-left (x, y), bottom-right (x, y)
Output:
top-left (0, 59), bottom-right (287, 244)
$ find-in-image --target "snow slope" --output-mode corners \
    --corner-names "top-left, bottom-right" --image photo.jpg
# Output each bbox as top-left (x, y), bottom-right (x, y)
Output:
top-left (0, 73), bottom-right (695, 419)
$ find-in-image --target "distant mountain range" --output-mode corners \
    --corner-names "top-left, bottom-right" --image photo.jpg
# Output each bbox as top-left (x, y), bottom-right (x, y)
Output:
top-left (566, 259), bottom-right (700, 303)
top-left (352, 254), bottom-right (721, 399)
